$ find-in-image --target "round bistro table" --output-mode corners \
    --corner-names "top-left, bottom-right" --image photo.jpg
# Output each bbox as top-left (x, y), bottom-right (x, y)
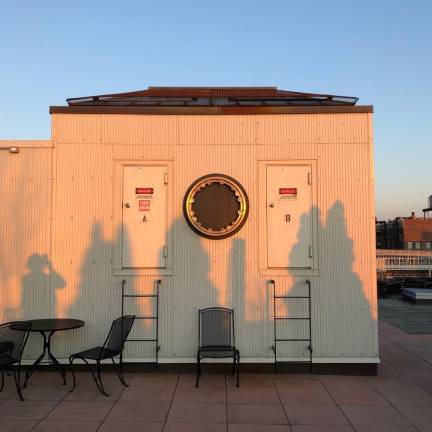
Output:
top-left (23, 318), bottom-right (85, 387)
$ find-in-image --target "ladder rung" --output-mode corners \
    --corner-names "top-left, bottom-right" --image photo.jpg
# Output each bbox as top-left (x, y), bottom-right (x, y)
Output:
top-left (123, 294), bottom-right (158, 298)
top-left (126, 339), bottom-right (157, 342)
top-left (275, 338), bottom-right (311, 342)
top-left (275, 317), bottom-right (310, 320)
top-left (136, 316), bottom-right (157, 320)
top-left (275, 296), bottom-right (309, 299)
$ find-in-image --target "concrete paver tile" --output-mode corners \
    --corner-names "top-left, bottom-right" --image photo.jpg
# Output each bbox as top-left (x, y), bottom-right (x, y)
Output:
top-left (291, 426), bottom-right (355, 432)
top-left (32, 421), bottom-right (100, 431)
top-left (396, 406), bottom-right (432, 427)
top-left (167, 402), bottom-right (226, 423)
top-left (229, 425), bottom-right (291, 432)
top-left (340, 405), bottom-right (411, 426)
top-left (283, 404), bottom-right (349, 425)
top-left (320, 379), bottom-right (390, 406)
top-left (46, 401), bottom-right (113, 421)
top-left (227, 386), bottom-right (280, 404)
top-left (98, 421), bottom-right (163, 431)
top-left (0, 421), bottom-right (38, 432)
top-left (0, 400), bottom-right (57, 421)
top-left (106, 401), bottom-right (170, 422)
top-left (228, 403), bottom-right (288, 424)
top-left (354, 426), bottom-right (418, 431)
top-left (277, 380), bottom-right (335, 405)
top-left (165, 423), bottom-right (226, 432)
top-left (120, 382), bottom-right (176, 402)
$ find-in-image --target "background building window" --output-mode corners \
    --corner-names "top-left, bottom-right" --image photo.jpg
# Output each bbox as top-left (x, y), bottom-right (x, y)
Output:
top-left (407, 241), bottom-right (414, 249)
top-left (415, 241), bottom-right (422, 250)
top-left (425, 241), bottom-right (432, 250)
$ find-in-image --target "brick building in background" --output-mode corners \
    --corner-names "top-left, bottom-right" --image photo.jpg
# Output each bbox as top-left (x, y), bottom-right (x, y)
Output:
top-left (376, 195), bottom-right (432, 250)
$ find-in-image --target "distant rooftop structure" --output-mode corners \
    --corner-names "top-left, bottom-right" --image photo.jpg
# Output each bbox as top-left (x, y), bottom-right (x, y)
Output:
top-left (66, 86), bottom-right (359, 107)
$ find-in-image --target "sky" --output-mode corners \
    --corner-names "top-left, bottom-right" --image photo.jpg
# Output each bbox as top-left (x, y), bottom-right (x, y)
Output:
top-left (1, 0), bottom-right (431, 220)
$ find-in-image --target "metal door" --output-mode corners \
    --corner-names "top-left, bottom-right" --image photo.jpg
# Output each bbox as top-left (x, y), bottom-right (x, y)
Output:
top-left (121, 165), bottom-right (167, 268)
top-left (266, 165), bottom-right (312, 268)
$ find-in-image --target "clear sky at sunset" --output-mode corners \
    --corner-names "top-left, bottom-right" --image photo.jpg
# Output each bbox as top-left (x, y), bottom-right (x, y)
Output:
top-left (1, 0), bottom-right (431, 219)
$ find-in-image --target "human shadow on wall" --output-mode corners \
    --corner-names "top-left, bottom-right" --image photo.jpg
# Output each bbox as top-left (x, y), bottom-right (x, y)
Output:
top-left (275, 201), bottom-right (374, 361)
top-left (21, 254), bottom-right (66, 320)
top-left (159, 218), bottom-right (219, 360)
top-left (3, 254), bottom-right (65, 322)
top-left (231, 201), bottom-right (375, 363)
top-left (66, 222), bottom-right (125, 355)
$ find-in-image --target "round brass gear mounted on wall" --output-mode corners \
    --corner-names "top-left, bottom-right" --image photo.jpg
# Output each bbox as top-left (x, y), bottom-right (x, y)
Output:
top-left (183, 174), bottom-right (249, 239)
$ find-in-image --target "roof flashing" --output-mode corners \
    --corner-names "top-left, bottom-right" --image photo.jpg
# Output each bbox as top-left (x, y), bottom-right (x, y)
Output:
top-left (65, 86), bottom-right (359, 107)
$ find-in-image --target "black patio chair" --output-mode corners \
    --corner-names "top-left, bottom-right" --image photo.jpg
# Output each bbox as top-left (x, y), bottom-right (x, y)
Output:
top-left (196, 307), bottom-right (240, 388)
top-left (69, 315), bottom-right (135, 396)
top-left (0, 321), bottom-right (32, 401)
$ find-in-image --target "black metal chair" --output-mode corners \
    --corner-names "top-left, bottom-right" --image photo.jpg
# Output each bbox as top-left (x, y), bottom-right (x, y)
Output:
top-left (69, 315), bottom-right (135, 396)
top-left (196, 307), bottom-right (240, 387)
top-left (0, 321), bottom-right (32, 401)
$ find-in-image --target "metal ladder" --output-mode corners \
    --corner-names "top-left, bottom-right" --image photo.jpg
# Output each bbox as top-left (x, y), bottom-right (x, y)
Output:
top-left (121, 279), bottom-right (161, 369)
top-left (271, 279), bottom-right (313, 373)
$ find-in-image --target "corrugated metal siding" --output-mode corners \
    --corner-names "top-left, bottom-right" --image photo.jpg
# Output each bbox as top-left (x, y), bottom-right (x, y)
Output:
top-left (2, 114), bottom-right (378, 362)
top-left (0, 142), bottom-right (52, 360)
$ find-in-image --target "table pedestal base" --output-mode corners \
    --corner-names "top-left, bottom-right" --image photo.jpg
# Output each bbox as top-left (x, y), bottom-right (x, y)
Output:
top-left (24, 331), bottom-right (66, 387)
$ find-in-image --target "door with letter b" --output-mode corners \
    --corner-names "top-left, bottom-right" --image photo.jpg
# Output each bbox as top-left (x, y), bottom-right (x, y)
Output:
top-left (121, 165), bottom-right (168, 268)
top-left (266, 165), bottom-right (312, 268)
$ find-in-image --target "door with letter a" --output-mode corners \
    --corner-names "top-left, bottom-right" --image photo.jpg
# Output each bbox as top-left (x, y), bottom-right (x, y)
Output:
top-left (266, 165), bottom-right (312, 268)
top-left (122, 165), bottom-right (167, 268)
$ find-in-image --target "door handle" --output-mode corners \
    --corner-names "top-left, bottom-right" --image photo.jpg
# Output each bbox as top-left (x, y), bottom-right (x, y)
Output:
top-left (269, 203), bottom-right (275, 208)
top-left (124, 203), bottom-right (131, 208)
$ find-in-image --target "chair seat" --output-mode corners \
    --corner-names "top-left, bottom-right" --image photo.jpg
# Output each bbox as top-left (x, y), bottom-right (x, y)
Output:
top-left (71, 347), bottom-right (119, 360)
top-left (199, 346), bottom-right (238, 358)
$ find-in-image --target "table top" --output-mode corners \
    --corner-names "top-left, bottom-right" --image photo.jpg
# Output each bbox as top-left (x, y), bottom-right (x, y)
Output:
top-left (24, 318), bottom-right (85, 332)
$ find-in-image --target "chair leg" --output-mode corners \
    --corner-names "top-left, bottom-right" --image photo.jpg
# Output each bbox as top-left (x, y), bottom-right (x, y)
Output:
top-left (231, 355), bottom-right (236, 377)
top-left (12, 367), bottom-right (24, 401)
top-left (236, 351), bottom-right (240, 388)
top-left (95, 360), bottom-right (109, 397)
top-left (195, 354), bottom-right (201, 388)
top-left (111, 357), bottom-right (128, 387)
top-left (69, 356), bottom-right (77, 393)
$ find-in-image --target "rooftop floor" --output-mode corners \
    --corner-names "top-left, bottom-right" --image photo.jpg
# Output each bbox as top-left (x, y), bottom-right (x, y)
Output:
top-left (379, 295), bottom-right (432, 334)
top-left (1, 321), bottom-right (432, 431)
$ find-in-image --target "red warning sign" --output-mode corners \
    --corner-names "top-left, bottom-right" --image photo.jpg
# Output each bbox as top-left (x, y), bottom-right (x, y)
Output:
top-left (279, 188), bottom-right (297, 200)
top-left (139, 200), bottom-right (150, 211)
top-left (136, 187), bottom-right (153, 195)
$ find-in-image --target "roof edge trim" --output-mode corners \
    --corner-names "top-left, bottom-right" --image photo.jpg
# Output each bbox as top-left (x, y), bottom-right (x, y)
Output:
top-left (50, 105), bottom-right (373, 115)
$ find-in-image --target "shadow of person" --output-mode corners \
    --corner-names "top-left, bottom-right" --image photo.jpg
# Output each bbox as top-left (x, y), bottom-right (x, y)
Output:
top-left (317, 201), bottom-right (374, 358)
top-left (157, 217), bottom-right (219, 361)
top-left (22, 253), bottom-right (65, 319)
top-left (280, 201), bottom-right (374, 362)
top-left (67, 222), bottom-right (115, 350)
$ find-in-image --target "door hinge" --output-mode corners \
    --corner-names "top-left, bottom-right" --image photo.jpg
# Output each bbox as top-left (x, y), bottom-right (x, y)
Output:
top-left (309, 246), bottom-right (313, 258)
top-left (164, 173), bottom-right (168, 184)
top-left (308, 172), bottom-right (312, 185)
top-left (163, 245), bottom-right (168, 257)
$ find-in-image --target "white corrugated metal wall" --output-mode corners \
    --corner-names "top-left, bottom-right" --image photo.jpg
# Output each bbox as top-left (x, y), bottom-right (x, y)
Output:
top-left (1, 113), bottom-right (378, 363)
top-left (0, 140), bottom-right (53, 360)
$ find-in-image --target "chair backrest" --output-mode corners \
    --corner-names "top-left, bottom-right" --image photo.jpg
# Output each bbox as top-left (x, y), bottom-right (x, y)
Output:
top-left (103, 315), bottom-right (135, 354)
top-left (199, 307), bottom-right (235, 348)
top-left (0, 321), bottom-right (32, 364)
